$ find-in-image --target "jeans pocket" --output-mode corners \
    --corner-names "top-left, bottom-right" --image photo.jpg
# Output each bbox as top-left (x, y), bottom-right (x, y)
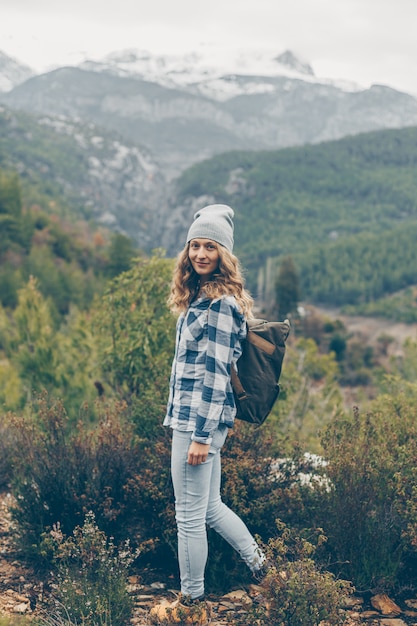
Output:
top-left (209, 424), bottom-right (229, 455)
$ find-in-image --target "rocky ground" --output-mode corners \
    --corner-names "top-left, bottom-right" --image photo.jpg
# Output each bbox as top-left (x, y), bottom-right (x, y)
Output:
top-left (1, 493), bottom-right (417, 625)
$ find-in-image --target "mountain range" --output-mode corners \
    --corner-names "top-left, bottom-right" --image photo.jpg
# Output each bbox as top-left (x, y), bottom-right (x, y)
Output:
top-left (2, 47), bottom-right (417, 183)
top-left (80, 48), bottom-right (338, 98)
top-left (0, 51), bottom-right (34, 92)
top-left (1, 47), bottom-right (417, 261)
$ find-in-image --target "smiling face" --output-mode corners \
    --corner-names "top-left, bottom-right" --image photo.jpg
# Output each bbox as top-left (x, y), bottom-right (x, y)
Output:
top-left (188, 238), bottom-right (220, 284)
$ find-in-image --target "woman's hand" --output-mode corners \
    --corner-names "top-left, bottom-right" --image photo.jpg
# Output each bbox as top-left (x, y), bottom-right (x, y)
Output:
top-left (188, 441), bottom-right (211, 465)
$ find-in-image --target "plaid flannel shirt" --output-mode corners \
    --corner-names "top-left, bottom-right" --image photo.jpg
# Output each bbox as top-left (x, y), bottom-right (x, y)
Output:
top-left (164, 294), bottom-right (246, 444)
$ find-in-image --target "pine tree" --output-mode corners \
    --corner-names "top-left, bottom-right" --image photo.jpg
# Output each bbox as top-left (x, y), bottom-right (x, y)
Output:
top-left (275, 256), bottom-right (300, 318)
top-left (105, 233), bottom-right (137, 278)
top-left (0, 171), bottom-right (23, 254)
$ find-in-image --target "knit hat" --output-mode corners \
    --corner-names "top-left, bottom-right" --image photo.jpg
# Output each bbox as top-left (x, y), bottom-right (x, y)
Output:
top-left (186, 204), bottom-right (234, 252)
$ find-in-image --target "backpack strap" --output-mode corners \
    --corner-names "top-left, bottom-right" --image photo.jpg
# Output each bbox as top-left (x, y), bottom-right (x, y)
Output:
top-left (246, 329), bottom-right (275, 355)
top-left (231, 365), bottom-right (247, 400)
top-left (231, 319), bottom-right (250, 401)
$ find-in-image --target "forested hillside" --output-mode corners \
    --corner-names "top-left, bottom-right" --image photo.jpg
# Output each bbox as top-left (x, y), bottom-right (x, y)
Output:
top-left (0, 169), bottom-right (137, 314)
top-left (0, 105), bottom-right (166, 248)
top-left (2, 102), bottom-right (417, 315)
top-left (296, 221), bottom-right (417, 306)
top-left (173, 126), bottom-right (417, 308)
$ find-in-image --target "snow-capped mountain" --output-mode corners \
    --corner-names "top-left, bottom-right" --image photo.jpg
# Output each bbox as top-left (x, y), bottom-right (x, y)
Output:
top-left (2, 46), bottom-right (417, 259)
top-left (2, 44), bottom-right (417, 184)
top-left (0, 51), bottom-right (34, 92)
top-left (3, 53), bottom-right (417, 181)
top-left (80, 46), bottom-right (363, 101)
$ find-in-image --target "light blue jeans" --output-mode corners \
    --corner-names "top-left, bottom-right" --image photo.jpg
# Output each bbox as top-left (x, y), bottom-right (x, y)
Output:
top-left (171, 427), bottom-right (265, 599)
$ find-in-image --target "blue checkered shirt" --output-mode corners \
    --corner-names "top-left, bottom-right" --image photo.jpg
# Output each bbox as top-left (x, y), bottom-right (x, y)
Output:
top-left (164, 294), bottom-right (246, 444)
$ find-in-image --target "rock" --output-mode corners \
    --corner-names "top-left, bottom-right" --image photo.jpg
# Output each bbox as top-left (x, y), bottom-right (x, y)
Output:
top-left (150, 581), bottom-right (166, 590)
top-left (248, 583), bottom-right (263, 595)
top-left (371, 593), bottom-right (402, 616)
top-left (380, 620), bottom-right (408, 626)
top-left (13, 602), bottom-right (30, 614)
top-left (346, 612), bottom-right (361, 621)
top-left (405, 599), bottom-right (417, 609)
top-left (8, 591), bottom-right (29, 603)
top-left (341, 595), bottom-right (364, 609)
top-left (361, 610), bottom-right (381, 618)
top-left (221, 589), bottom-right (249, 602)
top-left (128, 575), bottom-right (141, 585)
top-left (218, 601), bottom-right (236, 610)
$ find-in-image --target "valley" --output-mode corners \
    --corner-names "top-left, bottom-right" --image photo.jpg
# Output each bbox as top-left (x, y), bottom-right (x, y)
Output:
top-left (313, 306), bottom-right (417, 357)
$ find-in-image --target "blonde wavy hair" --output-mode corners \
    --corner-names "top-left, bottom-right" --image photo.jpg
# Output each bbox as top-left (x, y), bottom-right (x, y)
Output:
top-left (168, 243), bottom-right (254, 318)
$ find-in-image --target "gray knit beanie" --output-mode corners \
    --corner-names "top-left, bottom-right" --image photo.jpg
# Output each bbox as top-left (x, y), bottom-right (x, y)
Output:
top-left (186, 204), bottom-right (234, 252)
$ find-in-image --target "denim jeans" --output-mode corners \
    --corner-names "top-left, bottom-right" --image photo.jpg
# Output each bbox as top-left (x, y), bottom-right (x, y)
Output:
top-left (171, 427), bottom-right (265, 599)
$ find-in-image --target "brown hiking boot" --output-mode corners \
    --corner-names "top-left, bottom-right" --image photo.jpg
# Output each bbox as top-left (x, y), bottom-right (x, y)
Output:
top-left (149, 595), bottom-right (211, 625)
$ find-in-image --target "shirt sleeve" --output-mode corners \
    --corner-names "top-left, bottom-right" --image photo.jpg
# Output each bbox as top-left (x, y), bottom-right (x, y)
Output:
top-left (192, 297), bottom-right (243, 444)
top-left (164, 314), bottom-right (183, 423)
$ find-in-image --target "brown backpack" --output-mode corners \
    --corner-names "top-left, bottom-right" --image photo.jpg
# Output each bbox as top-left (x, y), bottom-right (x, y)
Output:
top-left (231, 318), bottom-right (290, 425)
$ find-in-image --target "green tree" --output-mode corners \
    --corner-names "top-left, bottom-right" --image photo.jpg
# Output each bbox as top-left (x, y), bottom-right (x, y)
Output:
top-left (0, 266), bottom-right (20, 308)
top-left (94, 251), bottom-right (176, 433)
top-left (9, 276), bottom-right (60, 404)
top-left (0, 170), bottom-right (23, 254)
top-left (105, 232), bottom-right (137, 278)
top-left (275, 255), bottom-right (300, 319)
top-left (0, 277), bottom-right (99, 415)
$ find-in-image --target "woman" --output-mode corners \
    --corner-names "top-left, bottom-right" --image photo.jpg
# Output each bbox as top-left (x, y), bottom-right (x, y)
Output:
top-left (150, 204), bottom-right (265, 625)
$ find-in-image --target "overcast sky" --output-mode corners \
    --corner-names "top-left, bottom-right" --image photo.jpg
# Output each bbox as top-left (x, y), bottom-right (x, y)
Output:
top-left (1, 0), bottom-right (417, 95)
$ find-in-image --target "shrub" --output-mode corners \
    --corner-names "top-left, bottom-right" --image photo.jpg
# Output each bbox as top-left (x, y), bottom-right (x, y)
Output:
top-left (221, 424), bottom-right (307, 537)
top-left (204, 423), bottom-right (313, 593)
top-left (267, 338), bottom-right (343, 455)
top-left (122, 429), bottom-right (176, 567)
top-left (235, 522), bottom-right (353, 626)
top-left (7, 392), bottom-right (328, 595)
top-left (318, 396), bottom-right (417, 590)
top-left (0, 412), bottom-right (15, 489)
top-left (7, 391), bottom-right (178, 579)
top-left (35, 618), bottom-right (77, 626)
top-left (8, 394), bottom-right (144, 564)
top-left (42, 511), bottom-right (135, 626)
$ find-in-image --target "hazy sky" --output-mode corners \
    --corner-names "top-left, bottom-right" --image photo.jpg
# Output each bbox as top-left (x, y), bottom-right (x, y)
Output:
top-left (1, 0), bottom-right (417, 94)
